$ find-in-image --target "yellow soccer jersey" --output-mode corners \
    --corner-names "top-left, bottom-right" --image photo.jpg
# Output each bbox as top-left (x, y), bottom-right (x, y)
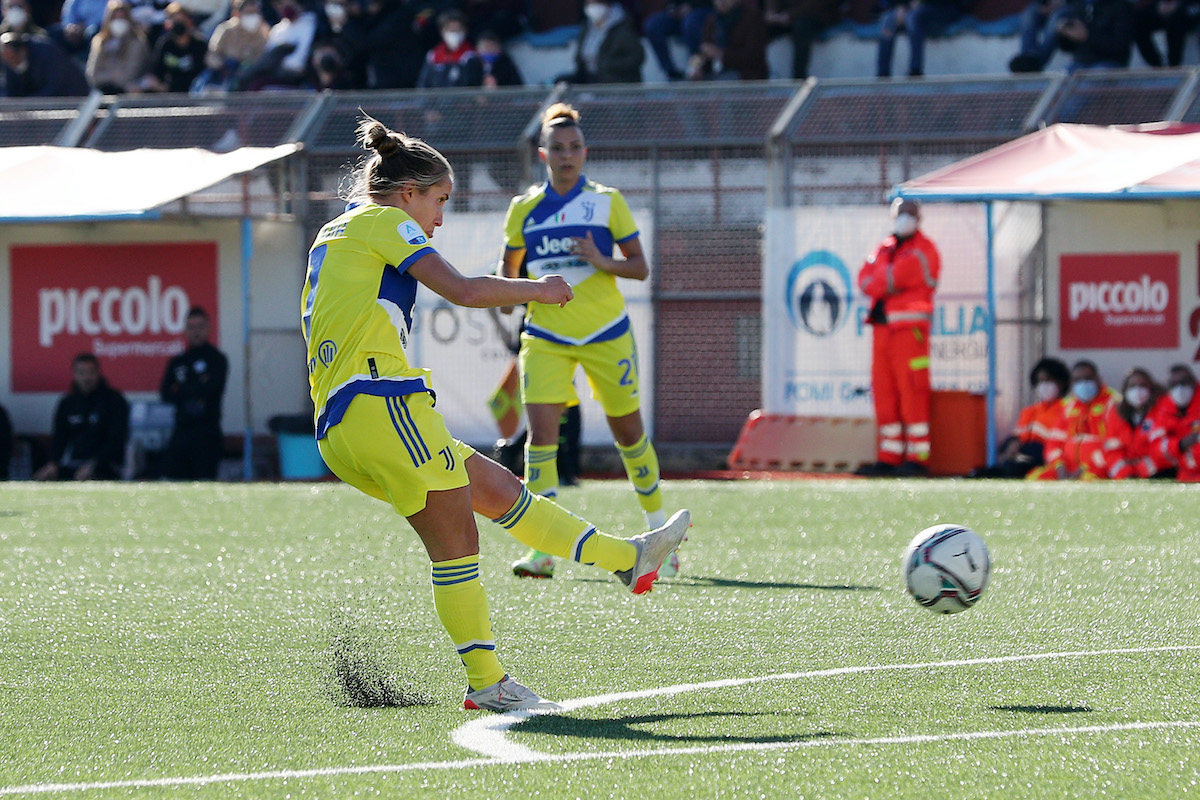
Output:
top-left (503, 176), bottom-right (639, 345)
top-left (302, 202), bottom-right (437, 439)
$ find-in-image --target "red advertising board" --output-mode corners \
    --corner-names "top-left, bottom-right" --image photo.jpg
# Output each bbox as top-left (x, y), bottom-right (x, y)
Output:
top-left (10, 242), bottom-right (219, 392)
top-left (1059, 252), bottom-right (1178, 350)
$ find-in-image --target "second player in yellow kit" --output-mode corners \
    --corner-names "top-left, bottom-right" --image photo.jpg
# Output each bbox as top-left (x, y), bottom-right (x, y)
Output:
top-left (499, 103), bottom-right (679, 580)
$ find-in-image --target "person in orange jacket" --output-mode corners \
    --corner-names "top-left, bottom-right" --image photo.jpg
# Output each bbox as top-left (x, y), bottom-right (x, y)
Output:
top-left (1150, 364), bottom-right (1200, 481)
top-left (1102, 367), bottom-right (1162, 479)
top-left (969, 356), bottom-right (1069, 478)
top-left (1027, 359), bottom-right (1119, 480)
top-left (856, 197), bottom-right (941, 477)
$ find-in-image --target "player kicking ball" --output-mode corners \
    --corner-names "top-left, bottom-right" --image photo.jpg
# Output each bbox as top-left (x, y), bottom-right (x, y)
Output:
top-left (302, 114), bottom-right (690, 712)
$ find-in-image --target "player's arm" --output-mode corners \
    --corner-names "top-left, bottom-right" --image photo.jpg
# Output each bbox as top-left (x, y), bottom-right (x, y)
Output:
top-left (573, 232), bottom-right (648, 280)
top-left (498, 246), bottom-right (525, 278)
top-left (409, 252), bottom-right (572, 309)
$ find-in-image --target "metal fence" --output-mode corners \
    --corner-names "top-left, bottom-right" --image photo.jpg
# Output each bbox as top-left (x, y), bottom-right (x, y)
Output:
top-left (4, 69), bottom-right (1199, 445)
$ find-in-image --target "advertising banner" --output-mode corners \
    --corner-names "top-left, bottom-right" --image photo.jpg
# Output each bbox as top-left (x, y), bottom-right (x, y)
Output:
top-left (763, 205), bottom-right (990, 417)
top-left (1058, 252), bottom-right (1178, 350)
top-left (11, 242), bottom-right (219, 392)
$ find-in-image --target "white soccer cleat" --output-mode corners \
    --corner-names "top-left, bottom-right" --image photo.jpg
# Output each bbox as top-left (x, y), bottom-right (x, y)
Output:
top-left (511, 550), bottom-right (555, 578)
top-left (463, 675), bottom-right (563, 712)
top-left (616, 509), bottom-right (690, 595)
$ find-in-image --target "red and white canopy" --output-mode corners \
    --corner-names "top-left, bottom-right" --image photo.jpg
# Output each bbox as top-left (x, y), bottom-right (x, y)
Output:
top-left (900, 123), bottom-right (1200, 200)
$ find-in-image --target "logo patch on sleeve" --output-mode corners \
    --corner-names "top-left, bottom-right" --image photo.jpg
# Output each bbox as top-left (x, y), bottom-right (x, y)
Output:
top-left (398, 221), bottom-right (428, 245)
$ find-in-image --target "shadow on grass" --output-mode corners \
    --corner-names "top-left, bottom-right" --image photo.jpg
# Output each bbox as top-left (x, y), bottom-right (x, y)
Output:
top-left (517, 710), bottom-right (841, 746)
top-left (572, 576), bottom-right (881, 591)
top-left (989, 705), bottom-right (1093, 714)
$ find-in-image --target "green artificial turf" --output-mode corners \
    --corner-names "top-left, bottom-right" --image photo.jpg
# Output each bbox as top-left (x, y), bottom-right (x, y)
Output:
top-left (0, 479), bottom-right (1197, 798)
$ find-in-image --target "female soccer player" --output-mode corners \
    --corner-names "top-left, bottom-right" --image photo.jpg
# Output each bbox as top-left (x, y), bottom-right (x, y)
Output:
top-left (303, 116), bottom-right (689, 712)
top-left (500, 103), bottom-right (678, 580)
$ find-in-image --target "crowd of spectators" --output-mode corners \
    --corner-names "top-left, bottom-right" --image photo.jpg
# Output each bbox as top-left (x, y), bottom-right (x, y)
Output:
top-left (0, 0), bottom-right (1198, 97)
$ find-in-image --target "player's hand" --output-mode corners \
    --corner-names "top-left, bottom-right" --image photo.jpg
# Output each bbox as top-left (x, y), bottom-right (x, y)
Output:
top-left (535, 275), bottom-right (573, 307)
top-left (571, 231), bottom-right (603, 265)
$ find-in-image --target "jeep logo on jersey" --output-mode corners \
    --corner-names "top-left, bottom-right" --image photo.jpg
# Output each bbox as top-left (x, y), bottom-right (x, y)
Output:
top-left (398, 221), bottom-right (427, 245)
top-left (533, 235), bottom-right (577, 257)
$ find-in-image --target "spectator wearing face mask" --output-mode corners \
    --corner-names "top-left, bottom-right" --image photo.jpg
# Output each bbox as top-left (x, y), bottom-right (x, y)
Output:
top-left (557, 0), bottom-right (644, 84)
top-left (969, 357), bottom-right (1069, 479)
top-left (1027, 359), bottom-right (1119, 480)
top-left (1146, 364), bottom-right (1199, 480)
top-left (1, 0), bottom-right (47, 37)
top-left (140, 2), bottom-right (207, 92)
top-left (475, 28), bottom-right (520, 87)
top-left (417, 9), bottom-right (478, 88)
top-left (1102, 367), bottom-right (1164, 480)
top-left (234, 0), bottom-right (316, 89)
top-left (85, 0), bottom-right (150, 94)
top-left (195, 0), bottom-right (269, 92)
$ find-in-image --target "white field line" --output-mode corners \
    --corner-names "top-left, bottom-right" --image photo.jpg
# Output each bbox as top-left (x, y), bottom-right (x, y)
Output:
top-left (4, 645), bottom-right (1200, 796)
top-left (454, 643), bottom-right (1200, 758)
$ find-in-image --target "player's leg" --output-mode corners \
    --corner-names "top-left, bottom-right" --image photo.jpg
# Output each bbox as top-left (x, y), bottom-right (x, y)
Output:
top-left (469, 449), bottom-right (689, 594)
top-left (513, 337), bottom-right (576, 577)
top-left (467, 448), bottom-right (636, 573)
top-left (582, 332), bottom-right (680, 575)
top-left (580, 332), bottom-right (667, 528)
top-left (319, 394), bottom-right (549, 710)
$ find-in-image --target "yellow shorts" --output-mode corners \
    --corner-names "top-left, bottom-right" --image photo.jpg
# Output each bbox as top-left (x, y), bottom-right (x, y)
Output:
top-left (318, 392), bottom-right (476, 517)
top-left (519, 330), bottom-right (642, 418)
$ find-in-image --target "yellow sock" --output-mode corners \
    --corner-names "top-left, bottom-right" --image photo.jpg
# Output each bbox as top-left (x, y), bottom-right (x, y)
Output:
top-left (524, 443), bottom-right (559, 499)
top-left (430, 555), bottom-right (505, 691)
top-left (617, 435), bottom-right (664, 517)
top-left (492, 486), bottom-right (636, 573)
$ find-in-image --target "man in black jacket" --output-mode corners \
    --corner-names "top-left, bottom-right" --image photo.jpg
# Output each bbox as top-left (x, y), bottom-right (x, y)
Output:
top-left (34, 353), bottom-right (129, 481)
top-left (160, 306), bottom-right (228, 481)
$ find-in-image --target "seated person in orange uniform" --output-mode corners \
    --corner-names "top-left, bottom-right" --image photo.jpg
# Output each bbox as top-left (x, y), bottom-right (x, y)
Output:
top-left (1151, 364), bottom-right (1200, 481)
top-left (1101, 367), bottom-right (1162, 479)
top-left (971, 356), bottom-right (1068, 478)
top-left (1027, 359), bottom-right (1120, 480)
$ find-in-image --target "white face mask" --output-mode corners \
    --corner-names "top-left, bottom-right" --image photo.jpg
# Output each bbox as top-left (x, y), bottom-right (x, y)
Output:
top-left (1124, 385), bottom-right (1150, 409)
top-left (109, 17), bottom-right (130, 36)
top-left (584, 2), bottom-right (608, 24)
top-left (442, 30), bottom-right (465, 50)
top-left (893, 212), bottom-right (918, 238)
top-left (1072, 379), bottom-right (1099, 404)
top-left (323, 4), bottom-right (345, 24)
top-left (240, 11), bottom-right (261, 29)
top-left (4, 6), bottom-right (29, 27)
top-left (1035, 380), bottom-right (1060, 403)
top-left (1170, 384), bottom-right (1195, 409)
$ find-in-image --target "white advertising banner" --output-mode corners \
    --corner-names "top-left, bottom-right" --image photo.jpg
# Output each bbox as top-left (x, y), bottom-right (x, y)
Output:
top-left (763, 204), bottom-right (991, 417)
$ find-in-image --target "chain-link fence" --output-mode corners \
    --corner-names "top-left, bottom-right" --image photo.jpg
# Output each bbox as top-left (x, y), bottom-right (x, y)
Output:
top-left (4, 71), bottom-right (1200, 448)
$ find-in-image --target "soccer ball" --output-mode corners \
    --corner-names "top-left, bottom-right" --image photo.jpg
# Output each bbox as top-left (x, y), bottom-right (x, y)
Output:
top-left (902, 524), bottom-right (990, 614)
